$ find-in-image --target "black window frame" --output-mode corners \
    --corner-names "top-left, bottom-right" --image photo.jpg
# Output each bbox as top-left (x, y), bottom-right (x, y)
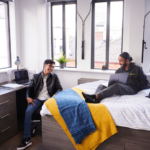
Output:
top-left (91, 0), bottom-right (124, 70)
top-left (51, 1), bottom-right (77, 68)
top-left (0, 0), bottom-right (12, 69)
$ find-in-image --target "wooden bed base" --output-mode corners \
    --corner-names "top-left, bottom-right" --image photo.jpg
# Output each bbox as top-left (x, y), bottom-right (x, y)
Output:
top-left (42, 78), bottom-right (150, 150)
top-left (42, 115), bottom-right (150, 150)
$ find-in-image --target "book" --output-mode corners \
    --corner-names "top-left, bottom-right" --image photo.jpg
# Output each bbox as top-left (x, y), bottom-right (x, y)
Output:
top-left (0, 83), bottom-right (24, 90)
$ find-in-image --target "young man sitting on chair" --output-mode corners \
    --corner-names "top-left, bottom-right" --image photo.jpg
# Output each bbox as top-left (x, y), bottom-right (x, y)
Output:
top-left (17, 59), bottom-right (63, 150)
top-left (82, 52), bottom-right (149, 103)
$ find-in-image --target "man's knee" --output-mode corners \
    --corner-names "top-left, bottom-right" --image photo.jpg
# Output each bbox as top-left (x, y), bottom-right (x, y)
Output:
top-left (95, 84), bottom-right (106, 94)
top-left (98, 84), bottom-right (106, 90)
top-left (25, 107), bottom-right (34, 117)
top-left (111, 83), bottom-right (123, 94)
top-left (112, 82), bottom-right (121, 88)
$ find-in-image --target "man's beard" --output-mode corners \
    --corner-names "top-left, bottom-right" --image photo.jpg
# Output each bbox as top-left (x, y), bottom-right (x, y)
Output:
top-left (120, 60), bottom-right (127, 68)
top-left (123, 60), bottom-right (127, 68)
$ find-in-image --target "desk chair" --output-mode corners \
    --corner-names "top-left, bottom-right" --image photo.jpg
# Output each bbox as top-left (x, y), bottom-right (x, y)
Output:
top-left (31, 107), bottom-right (41, 137)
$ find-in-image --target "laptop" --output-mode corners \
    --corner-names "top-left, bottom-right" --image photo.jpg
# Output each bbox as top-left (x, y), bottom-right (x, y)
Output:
top-left (14, 70), bottom-right (30, 85)
top-left (108, 72), bottom-right (129, 87)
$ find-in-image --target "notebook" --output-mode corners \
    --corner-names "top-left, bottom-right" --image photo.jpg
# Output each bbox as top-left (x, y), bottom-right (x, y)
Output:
top-left (14, 70), bottom-right (29, 85)
top-left (108, 72), bottom-right (129, 87)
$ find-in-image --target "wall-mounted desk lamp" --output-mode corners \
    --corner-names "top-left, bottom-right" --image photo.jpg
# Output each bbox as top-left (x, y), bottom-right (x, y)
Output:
top-left (14, 56), bottom-right (21, 71)
top-left (77, 0), bottom-right (93, 59)
top-left (141, 10), bottom-right (150, 63)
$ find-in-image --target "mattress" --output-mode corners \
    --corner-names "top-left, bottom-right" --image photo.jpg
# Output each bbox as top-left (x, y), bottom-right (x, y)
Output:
top-left (40, 80), bottom-right (150, 131)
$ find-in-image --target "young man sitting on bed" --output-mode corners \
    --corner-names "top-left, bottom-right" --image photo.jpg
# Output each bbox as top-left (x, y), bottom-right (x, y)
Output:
top-left (17, 59), bottom-right (63, 150)
top-left (82, 52), bottom-right (149, 103)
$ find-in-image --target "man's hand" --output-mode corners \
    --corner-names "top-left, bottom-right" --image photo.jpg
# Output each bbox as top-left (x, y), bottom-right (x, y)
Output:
top-left (53, 94), bottom-right (56, 97)
top-left (27, 97), bottom-right (35, 106)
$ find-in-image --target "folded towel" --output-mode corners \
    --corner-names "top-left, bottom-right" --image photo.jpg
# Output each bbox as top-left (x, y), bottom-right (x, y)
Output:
top-left (54, 88), bottom-right (96, 144)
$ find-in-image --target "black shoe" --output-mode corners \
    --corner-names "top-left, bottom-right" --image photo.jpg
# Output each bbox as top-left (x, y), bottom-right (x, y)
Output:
top-left (82, 92), bottom-right (96, 100)
top-left (85, 96), bottom-right (99, 103)
top-left (146, 92), bottom-right (150, 98)
top-left (82, 92), bottom-right (87, 99)
top-left (17, 138), bottom-right (32, 150)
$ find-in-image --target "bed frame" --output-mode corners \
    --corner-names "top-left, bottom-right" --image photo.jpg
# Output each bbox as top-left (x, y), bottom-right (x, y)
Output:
top-left (42, 78), bottom-right (150, 150)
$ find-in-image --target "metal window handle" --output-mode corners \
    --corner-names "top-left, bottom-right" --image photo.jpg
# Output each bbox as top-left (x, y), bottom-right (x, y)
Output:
top-left (1, 113), bottom-right (10, 119)
top-left (1, 126), bottom-right (11, 133)
top-left (144, 41), bottom-right (147, 49)
top-left (0, 100), bottom-right (9, 105)
top-left (81, 40), bottom-right (84, 59)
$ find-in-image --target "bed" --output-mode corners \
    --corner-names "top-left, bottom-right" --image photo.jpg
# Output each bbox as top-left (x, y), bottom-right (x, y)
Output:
top-left (41, 78), bottom-right (150, 150)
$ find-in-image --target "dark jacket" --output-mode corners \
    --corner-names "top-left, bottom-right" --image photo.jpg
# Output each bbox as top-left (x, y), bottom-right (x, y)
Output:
top-left (26, 72), bottom-right (63, 99)
top-left (115, 63), bottom-right (149, 92)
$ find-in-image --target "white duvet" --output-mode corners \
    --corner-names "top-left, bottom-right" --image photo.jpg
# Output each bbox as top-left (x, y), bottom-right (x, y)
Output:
top-left (40, 80), bottom-right (150, 131)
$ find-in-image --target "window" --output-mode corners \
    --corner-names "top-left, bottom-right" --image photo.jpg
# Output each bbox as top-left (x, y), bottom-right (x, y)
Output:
top-left (91, 0), bottom-right (124, 70)
top-left (0, 1), bottom-right (11, 69)
top-left (51, 1), bottom-right (77, 68)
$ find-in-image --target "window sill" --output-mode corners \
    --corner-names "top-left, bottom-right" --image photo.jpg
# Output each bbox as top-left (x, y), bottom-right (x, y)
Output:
top-left (0, 67), bottom-right (26, 74)
top-left (53, 67), bottom-right (150, 76)
top-left (54, 67), bottom-right (115, 74)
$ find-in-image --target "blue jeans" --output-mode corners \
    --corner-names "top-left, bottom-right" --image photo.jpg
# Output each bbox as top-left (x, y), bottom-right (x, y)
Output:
top-left (24, 98), bottom-right (46, 138)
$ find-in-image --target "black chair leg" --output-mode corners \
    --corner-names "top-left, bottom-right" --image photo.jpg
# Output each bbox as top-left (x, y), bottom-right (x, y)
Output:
top-left (31, 125), bottom-right (38, 137)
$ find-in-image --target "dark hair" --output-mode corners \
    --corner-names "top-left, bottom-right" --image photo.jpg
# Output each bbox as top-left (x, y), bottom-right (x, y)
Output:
top-left (119, 52), bottom-right (133, 62)
top-left (44, 59), bottom-right (55, 65)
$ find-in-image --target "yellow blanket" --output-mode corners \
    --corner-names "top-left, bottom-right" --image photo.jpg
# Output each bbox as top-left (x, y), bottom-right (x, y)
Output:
top-left (45, 87), bottom-right (118, 150)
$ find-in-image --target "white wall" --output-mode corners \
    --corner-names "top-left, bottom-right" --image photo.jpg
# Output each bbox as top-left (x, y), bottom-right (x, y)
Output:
top-left (18, 0), bottom-right (145, 71)
top-left (76, 0), bottom-right (145, 70)
top-left (19, 0), bottom-right (48, 73)
top-left (127, 0), bottom-right (145, 66)
top-left (54, 0), bottom-right (146, 89)
top-left (123, 0), bottom-right (145, 66)
top-left (1, 0), bottom-right (149, 87)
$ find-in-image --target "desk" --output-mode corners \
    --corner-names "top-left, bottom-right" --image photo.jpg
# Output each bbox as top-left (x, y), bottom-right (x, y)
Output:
top-left (0, 83), bottom-right (28, 146)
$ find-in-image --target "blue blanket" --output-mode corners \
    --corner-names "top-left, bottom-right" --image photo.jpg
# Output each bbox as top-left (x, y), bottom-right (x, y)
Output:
top-left (54, 88), bottom-right (96, 144)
